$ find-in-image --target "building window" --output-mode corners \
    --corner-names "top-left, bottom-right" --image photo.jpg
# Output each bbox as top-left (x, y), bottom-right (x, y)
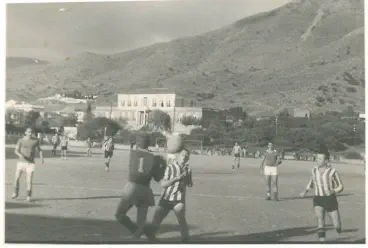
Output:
top-left (134, 98), bottom-right (138, 107)
top-left (127, 99), bottom-right (132, 107)
top-left (167, 100), bottom-right (171, 107)
top-left (160, 100), bottom-right (164, 107)
top-left (143, 97), bottom-right (148, 107)
top-left (120, 99), bottom-right (125, 107)
top-left (152, 98), bottom-right (157, 107)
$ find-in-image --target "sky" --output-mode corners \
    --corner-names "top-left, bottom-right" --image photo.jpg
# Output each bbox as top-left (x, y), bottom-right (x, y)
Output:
top-left (6, 0), bottom-right (291, 61)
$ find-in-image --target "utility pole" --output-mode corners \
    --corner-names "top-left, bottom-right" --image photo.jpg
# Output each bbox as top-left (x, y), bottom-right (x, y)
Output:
top-left (353, 124), bottom-right (356, 146)
top-left (275, 116), bottom-right (279, 137)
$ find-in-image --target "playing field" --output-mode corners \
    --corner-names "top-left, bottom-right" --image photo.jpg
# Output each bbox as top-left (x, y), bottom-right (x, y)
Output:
top-left (4, 145), bottom-right (366, 244)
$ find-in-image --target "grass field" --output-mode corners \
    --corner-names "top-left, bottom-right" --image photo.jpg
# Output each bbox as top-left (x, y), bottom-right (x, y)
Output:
top-left (4, 145), bottom-right (366, 244)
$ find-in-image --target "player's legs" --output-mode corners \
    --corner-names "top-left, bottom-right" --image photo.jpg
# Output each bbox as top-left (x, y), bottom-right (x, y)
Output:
top-left (235, 156), bottom-right (240, 169)
top-left (12, 164), bottom-right (23, 199)
top-left (314, 205), bottom-right (326, 242)
top-left (115, 197), bottom-right (136, 233)
top-left (326, 195), bottom-right (341, 234)
top-left (173, 202), bottom-right (189, 242)
top-left (271, 174), bottom-right (279, 201)
top-left (25, 169), bottom-right (34, 202)
top-left (63, 148), bottom-right (67, 159)
top-left (133, 206), bottom-right (149, 238)
top-left (148, 204), bottom-right (170, 241)
top-left (264, 174), bottom-right (271, 200)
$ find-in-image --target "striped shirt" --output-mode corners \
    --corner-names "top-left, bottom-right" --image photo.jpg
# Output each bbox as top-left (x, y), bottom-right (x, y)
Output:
top-left (306, 165), bottom-right (343, 196)
top-left (161, 155), bottom-right (187, 202)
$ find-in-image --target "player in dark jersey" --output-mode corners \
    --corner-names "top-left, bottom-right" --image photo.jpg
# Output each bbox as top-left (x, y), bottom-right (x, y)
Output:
top-left (260, 142), bottom-right (282, 201)
top-left (13, 127), bottom-right (44, 202)
top-left (115, 132), bottom-right (166, 239)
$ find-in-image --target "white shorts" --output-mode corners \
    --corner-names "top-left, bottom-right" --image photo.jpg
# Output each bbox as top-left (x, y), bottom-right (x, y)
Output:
top-left (16, 162), bottom-right (35, 174)
top-left (264, 166), bottom-right (278, 176)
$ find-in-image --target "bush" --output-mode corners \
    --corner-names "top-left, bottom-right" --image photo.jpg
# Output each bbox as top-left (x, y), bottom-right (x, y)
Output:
top-left (148, 110), bottom-right (171, 131)
top-left (342, 151), bottom-right (363, 160)
top-left (77, 117), bottom-right (122, 141)
top-left (346, 86), bottom-right (357, 93)
top-left (181, 116), bottom-right (202, 126)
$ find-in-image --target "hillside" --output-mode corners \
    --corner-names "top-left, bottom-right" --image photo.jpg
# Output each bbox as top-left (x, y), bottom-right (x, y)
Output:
top-left (5, 0), bottom-right (365, 114)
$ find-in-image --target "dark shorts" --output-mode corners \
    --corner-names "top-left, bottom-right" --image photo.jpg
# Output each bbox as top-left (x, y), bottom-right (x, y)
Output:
top-left (158, 198), bottom-right (184, 210)
top-left (313, 195), bottom-right (338, 212)
top-left (115, 182), bottom-right (155, 215)
top-left (61, 146), bottom-right (68, 151)
top-left (52, 144), bottom-right (58, 150)
top-left (234, 153), bottom-right (240, 158)
top-left (104, 151), bottom-right (113, 158)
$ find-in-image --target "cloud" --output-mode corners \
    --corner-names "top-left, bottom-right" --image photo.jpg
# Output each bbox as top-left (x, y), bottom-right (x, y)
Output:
top-left (6, 0), bottom-right (291, 61)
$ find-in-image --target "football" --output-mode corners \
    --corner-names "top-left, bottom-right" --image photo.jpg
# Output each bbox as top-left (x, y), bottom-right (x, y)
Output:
top-left (166, 133), bottom-right (184, 154)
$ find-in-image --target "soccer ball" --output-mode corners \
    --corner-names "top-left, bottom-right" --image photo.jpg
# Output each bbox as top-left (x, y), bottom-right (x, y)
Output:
top-left (166, 133), bottom-right (184, 154)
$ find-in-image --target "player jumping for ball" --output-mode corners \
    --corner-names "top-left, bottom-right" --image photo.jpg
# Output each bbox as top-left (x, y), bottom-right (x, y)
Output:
top-left (12, 127), bottom-right (44, 202)
top-left (300, 144), bottom-right (344, 242)
top-left (115, 133), bottom-right (166, 239)
top-left (260, 142), bottom-right (282, 201)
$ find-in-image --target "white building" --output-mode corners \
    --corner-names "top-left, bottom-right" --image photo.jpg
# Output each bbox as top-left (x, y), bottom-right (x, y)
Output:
top-left (94, 88), bottom-right (203, 130)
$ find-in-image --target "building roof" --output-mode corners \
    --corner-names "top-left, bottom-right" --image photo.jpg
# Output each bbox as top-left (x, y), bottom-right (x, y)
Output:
top-left (124, 88), bottom-right (176, 95)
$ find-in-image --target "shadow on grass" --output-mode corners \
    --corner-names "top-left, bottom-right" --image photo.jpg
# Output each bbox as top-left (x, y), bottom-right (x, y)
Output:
top-left (5, 212), bottom-right (361, 244)
top-left (5, 213), bottom-right (197, 243)
top-left (182, 226), bottom-right (360, 244)
top-left (5, 202), bottom-right (44, 209)
top-left (280, 193), bottom-right (353, 201)
top-left (33, 194), bottom-right (161, 202)
top-left (5, 147), bottom-right (90, 160)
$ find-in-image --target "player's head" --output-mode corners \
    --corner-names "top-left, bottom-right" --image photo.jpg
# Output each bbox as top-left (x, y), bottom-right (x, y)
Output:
top-left (176, 149), bottom-right (190, 165)
top-left (235, 142), bottom-right (238, 146)
top-left (268, 142), bottom-right (274, 150)
top-left (24, 127), bottom-right (34, 138)
top-left (136, 132), bottom-right (150, 150)
top-left (315, 144), bottom-right (330, 167)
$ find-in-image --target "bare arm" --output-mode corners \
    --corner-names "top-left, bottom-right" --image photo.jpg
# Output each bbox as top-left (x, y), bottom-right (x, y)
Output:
top-left (36, 141), bottom-right (44, 163)
top-left (300, 178), bottom-right (313, 197)
top-left (14, 139), bottom-right (23, 159)
top-left (161, 176), bottom-right (183, 188)
top-left (332, 171), bottom-right (343, 194)
top-left (260, 156), bottom-right (266, 170)
top-left (160, 164), bottom-right (186, 188)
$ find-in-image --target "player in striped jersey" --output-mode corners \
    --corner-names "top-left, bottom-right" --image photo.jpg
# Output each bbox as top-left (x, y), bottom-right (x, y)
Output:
top-left (300, 145), bottom-right (344, 242)
top-left (148, 148), bottom-right (193, 242)
top-left (114, 133), bottom-right (166, 239)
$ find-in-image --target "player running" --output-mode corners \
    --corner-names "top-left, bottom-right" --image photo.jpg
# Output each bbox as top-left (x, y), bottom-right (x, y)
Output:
top-left (300, 144), bottom-right (344, 242)
top-left (232, 142), bottom-right (241, 169)
top-left (51, 133), bottom-right (60, 156)
top-left (103, 136), bottom-right (114, 172)
top-left (115, 133), bottom-right (166, 239)
top-left (260, 142), bottom-right (282, 201)
top-left (60, 135), bottom-right (69, 160)
top-left (149, 147), bottom-right (193, 242)
top-left (12, 127), bottom-right (44, 202)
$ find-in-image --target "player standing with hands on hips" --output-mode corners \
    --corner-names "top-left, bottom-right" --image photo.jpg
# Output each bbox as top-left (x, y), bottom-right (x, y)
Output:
top-left (12, 127), bottom-right (44, 202)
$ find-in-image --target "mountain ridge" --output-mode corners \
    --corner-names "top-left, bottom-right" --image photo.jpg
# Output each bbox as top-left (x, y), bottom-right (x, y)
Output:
top-left (6, 0), bottom-right (365, 114)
